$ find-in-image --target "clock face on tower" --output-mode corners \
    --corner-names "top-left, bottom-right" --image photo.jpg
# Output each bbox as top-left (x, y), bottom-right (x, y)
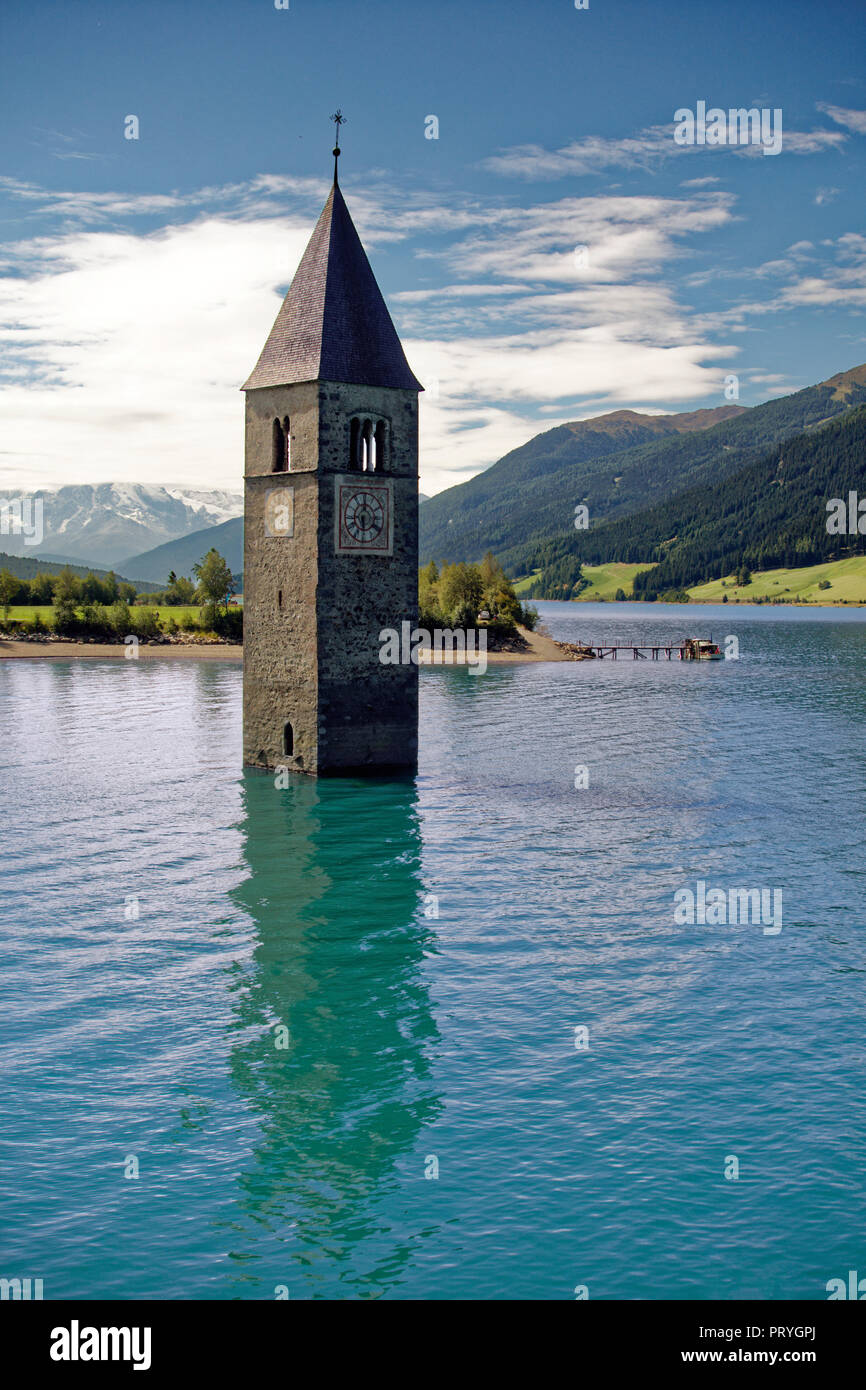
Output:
top-left (345, 490), bottom-right (385, 543)
top-left (335, 478), bottom-right (393, 555)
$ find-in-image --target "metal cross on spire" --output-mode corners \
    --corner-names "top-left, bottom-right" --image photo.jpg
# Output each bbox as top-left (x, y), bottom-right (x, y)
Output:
top-left (330, 109), bottom-right (346, 183)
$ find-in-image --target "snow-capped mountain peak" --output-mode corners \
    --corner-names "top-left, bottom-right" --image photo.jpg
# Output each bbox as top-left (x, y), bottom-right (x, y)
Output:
top-left (0, 482), bottom-right (243, 569)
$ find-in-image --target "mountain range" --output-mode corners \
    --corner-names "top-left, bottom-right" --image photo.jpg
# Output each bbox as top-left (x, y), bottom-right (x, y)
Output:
top-left (0, 483), bottom-right (242, 570)
top-left (420, 365), bottom-right (866, 572)
top-left (6, 364), bottom-right (864, 595)
top-left (122, 515), bottom-right (244, 585)
top-left (523, 403), bottom-right (866, 599)
top-left (419, 404), bottom-right (746, 565)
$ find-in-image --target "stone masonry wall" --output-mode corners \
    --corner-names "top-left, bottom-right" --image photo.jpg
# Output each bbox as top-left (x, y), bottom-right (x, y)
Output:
top-left (243, 382), bottom-right (320, 771)
top-left (315, 383), bottom-right (419, 772)
top-left (243, 379), bottom-right (420, 775)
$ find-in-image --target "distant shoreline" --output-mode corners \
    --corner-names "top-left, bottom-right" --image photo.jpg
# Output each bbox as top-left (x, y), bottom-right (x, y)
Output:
top-left (0, 627), bottom-right (571, 664)
top-left (567, 596), bottom-right (866, 608)
top-left (514, 557), bottom-right (866, 607)
top-left (0, 640), bottom-right (243, 662)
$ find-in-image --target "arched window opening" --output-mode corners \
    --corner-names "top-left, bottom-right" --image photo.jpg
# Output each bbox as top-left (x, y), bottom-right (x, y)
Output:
top-left (282, 721), bottom-right (294, 756)
top-left (361, 418), bottom-right (374, 472)
top-left (272, 417), bottom-right (287, 473)
top-left (283, 416), bottom-right (291, 471)
top-left (348, 414), bottom-right (388, 472)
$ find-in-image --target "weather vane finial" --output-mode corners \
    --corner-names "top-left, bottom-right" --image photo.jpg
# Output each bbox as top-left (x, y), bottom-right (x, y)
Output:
top-left (330, 109), bottom-right (346, 183)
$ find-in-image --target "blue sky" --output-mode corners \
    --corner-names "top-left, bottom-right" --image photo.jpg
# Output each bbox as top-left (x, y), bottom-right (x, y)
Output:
top-left (1, 0), bottom-right (864, 495)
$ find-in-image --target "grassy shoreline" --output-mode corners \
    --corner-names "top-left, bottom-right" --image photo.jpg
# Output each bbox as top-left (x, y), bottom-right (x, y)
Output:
top-left (515, 556), bottom-right (866, 606)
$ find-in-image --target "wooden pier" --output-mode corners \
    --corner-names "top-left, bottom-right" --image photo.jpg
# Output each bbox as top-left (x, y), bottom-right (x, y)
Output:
top-left (571, 637), bottom-right (723, 661)
top-left (587, 644), bottom-right (686, 660)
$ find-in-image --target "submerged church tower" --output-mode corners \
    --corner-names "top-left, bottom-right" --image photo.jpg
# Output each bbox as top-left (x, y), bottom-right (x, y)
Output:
top-left (241, 136), bottom-right (423, 775)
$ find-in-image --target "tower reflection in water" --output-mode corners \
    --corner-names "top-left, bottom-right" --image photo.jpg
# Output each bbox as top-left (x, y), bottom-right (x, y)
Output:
top-left (225, 770), bottom-right (441, 1297)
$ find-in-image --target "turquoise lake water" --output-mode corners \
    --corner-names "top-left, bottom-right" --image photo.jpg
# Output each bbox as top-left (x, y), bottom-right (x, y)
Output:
top-left (1, 600), bottom-right (865, 1300)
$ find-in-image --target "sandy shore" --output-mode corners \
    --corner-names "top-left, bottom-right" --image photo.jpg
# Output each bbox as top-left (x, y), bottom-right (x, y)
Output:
top-left (0, 627), bottom-right (570, 665)
top-left (0, 640), bottom-right (243, 661)
top-left (418, 627), bottom-right (569, 664)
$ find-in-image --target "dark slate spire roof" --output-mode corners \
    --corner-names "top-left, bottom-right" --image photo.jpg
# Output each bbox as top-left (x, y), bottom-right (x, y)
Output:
top-left (242, 181), bottom-right (423, 392)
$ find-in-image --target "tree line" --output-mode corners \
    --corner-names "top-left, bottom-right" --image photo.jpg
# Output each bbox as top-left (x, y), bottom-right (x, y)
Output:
top-left (516, 405), bottom-right (866, 600)
top-left (0, 548), bottom-right (240, 638)
top-left (419, 553), bottom-right (538, 633)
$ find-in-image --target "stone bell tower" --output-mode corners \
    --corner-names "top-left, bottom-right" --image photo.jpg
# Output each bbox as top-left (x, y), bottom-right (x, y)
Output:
top-left (241, 129), bottom-right (423, 775)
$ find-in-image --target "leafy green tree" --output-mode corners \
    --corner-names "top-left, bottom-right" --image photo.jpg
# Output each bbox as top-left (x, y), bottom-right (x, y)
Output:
top-left (477, 552), bottom-right (521, 621)
top-left (419, 556), bottom-right (531, 631)
top-left (52, 568), bottom-right (81, 632)
top-left (438, 561), bottom-right (484, 623)
top-left (193, 549), bottom-right (236, 612)
top-left (419, 560), bottom-right (441, 627)
top-left (132, 606), bottom-right (161, 640)
top-left (80, 571), bottom-right (103, 604)
top-left (107, 601), bottom-right (133, 638)
top-left (0, 568), bottom-right (19, 620)
top-left (29, 572), bottom-right (55, 605)
top-left (479, 551), bottom-right (505, 595)
top-left (193, 548), bottom-right (236, 630)
top-left (166, 574), bottom-right (196, 605)
top-left (517, 602), bottom-right (539, 631)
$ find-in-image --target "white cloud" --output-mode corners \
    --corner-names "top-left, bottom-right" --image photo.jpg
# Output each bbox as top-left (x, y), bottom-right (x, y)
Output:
top-left (431, 193), bottom-right (733, 288)
top-left (482, 120), bottom-right (846, 180)
top-left (483, 127), bottom-right (677, 179)
top-left (0, 177), bottom-right (743, 498)
top-left (736, 128), bottom-right (844, 156)
top-left (735, 234), bottom-right (866, 314)
top-left (0, 216), bottom-right (314, 490)
top-left (414, 332), bottom-right (734, 494)
top-left (816, 103), bottom-right (866, 134)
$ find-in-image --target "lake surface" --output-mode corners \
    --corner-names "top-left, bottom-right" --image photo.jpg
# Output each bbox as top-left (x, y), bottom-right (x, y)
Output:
top-left (1, 601), bottom-right (865, 1300)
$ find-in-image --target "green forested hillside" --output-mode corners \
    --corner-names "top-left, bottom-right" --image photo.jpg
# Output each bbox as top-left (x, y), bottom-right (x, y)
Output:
top-left (121, 515), bottom-right (243, 584)
top-left (420, 405), bottom-right (746, 564)
top-left (0, 550), bottom-right (160, 592)
top-left (522, 405), bottom-right (866, 600)
top-left (421, 365), bottom-right (866, 570)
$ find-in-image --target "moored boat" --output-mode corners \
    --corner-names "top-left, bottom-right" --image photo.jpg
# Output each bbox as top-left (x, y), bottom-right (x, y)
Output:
top-left (682, 637), bottom-right (723, 660)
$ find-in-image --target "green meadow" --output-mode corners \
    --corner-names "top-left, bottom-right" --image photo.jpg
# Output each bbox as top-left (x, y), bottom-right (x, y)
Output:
top-left (514, 563), bottom-right (654, 600)
top-left (687, 555), bottom-right (866, 605)
top-left (514, 557), bottom-right (866, 605)
top-left (3, 605), bottom-right (210, 629)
